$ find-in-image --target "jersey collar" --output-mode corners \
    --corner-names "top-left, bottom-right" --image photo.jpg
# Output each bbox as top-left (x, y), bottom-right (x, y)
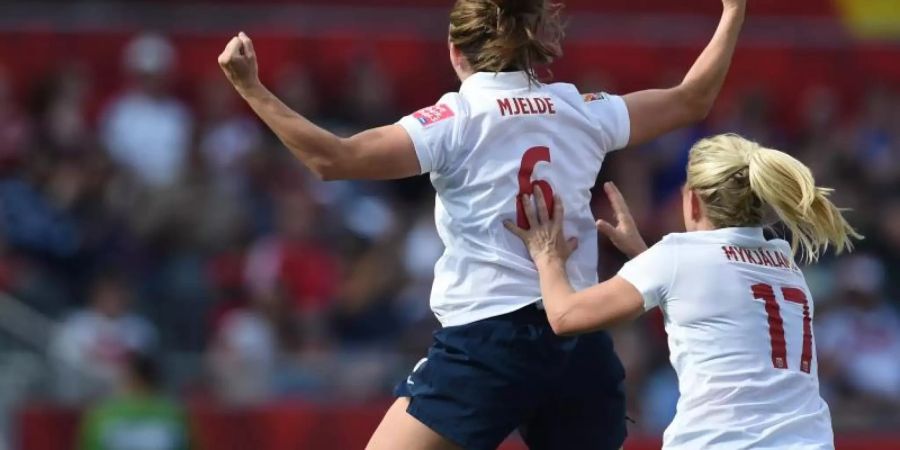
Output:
top-left (703, 227), bottom-right (767, 244)
top-left (460, 71), bottom-right (536, 94)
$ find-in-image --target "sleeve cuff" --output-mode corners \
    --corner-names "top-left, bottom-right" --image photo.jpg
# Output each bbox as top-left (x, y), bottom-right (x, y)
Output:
top-left (617, 266), bottom-right (660, 311)
top-left (397, 116), bottom-right (433, 174)
top-left (609, 95), bottom-right (631, 151)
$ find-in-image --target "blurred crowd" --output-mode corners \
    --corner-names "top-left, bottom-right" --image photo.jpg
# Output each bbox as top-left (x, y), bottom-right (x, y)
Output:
top-left (0, 32), bottom-right (898, 439)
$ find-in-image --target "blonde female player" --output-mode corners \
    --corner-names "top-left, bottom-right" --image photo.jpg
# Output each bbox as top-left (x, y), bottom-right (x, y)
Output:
top-left (218, 1), bottom-right (747, 448)
top-left (506, 134), bottom-right (860, 450)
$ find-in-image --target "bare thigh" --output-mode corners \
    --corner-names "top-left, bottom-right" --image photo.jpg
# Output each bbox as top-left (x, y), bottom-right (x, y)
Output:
top-left (366, 398), bottom-right (462, 450)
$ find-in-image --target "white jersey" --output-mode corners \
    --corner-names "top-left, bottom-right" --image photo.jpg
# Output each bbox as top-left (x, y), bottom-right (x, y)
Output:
top-left (397, 71), bottom-right (630, 327)
top-left (618, 227), bottom-right (834, 450)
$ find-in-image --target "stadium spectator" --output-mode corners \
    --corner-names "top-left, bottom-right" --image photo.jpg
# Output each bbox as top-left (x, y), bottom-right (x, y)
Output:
top-left (78, 353), bottom-right (193, 450)
top-left (208, 286), bottom-right (281, 405)
top-left (0, 66), bottom-right (29, 171)
top-left (330, 242), bottom-right (403, 344)
top-left (30, 64), bottom-right (93, 157)
top-left (396, 204), bottom-right (444, 333)
top-left (197, 74), bottom-right (263, 190)
top-left (244, 185), bottom-right (340, 314)
top-left (49, 272), bottom-right (158, 403)
top-left (875, 198), bottom-right (900, 299)
top-left (100, 33), bottom-right (192, 188)
top-left (817, 254), bottom-right (900, 426)
top-left (273, 65), bottom-right (320, 121)
top-left (338, 57), bottom-right (396, 130)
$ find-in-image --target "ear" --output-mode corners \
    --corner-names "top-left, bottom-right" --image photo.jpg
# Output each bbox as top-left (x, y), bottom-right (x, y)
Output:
top-left (690, 190), bottom-right (704, 222)
top-left (448, 40), bottom-right (464, 68)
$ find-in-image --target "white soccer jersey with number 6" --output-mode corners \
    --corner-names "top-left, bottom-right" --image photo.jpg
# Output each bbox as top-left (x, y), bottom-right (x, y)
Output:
top-left (397, 71), bottom-right (630, 327)
top-left (618, 227), bottom-right (834, 450)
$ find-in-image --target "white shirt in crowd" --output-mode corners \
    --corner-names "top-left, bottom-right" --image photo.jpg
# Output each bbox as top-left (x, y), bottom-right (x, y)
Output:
top-left (51, 310), bottom-right (158, 401)
top-left (397, 71), bottom-right (630, 327)
top-left (102, 91), bottom-right (193, 188)
top-left (619, 227), bottom-right (834, 450)
top-left (817, 304), bottom-right (900, 399)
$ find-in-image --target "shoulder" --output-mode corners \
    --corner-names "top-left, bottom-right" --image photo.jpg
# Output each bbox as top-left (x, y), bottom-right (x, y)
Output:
top-left (550, 83), bottom-right (631, 150)
top-left (542, 81), bottom-right (580, 97)
top-left (418, 92), bottom-right (466, 118)
top-left (398, 92), bottom-right (469, 174)
top-left (633, 235), bottom-right (681, 268)
top-left (403, 92), bottom-right (467, 134)
top-left (624, 235), bottom-right (685, 274)
top-left (658, 230), bottom-right (738, 248)
top-left (624, 233), bottom-right (687, 277)
top-left (619, 235), bottom-right (681, 310)
top-left (653, 232), bottom-right (687, 249)
top-left (544, 82), bottom-right (623, 107)
top-left (768, 237), bottom-right (792, 256)
top-left (543, 82), bottom-right (620, 108)
top-left (650, 231), bottom-right (735, 263)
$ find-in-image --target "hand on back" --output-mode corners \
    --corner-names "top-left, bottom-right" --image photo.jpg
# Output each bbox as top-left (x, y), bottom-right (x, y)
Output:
top-left (504, 189), bottom-right (578, 265)
top-left (505, 182), bottom-right (650, 263)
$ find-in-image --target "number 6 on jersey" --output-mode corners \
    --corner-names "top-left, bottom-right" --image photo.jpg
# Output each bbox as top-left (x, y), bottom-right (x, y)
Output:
top-left (517, 146), bottom-right (555, 229)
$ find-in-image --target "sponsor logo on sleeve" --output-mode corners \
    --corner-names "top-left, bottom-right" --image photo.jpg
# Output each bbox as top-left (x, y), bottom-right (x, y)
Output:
top-left (582, 92), bottom-right (609, 103)
top-left (413, 104), bottom-right (455, 127)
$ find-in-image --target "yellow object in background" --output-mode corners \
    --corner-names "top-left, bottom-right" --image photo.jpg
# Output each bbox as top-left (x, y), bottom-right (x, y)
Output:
top-left (835, 0), bottom-right (900, 39)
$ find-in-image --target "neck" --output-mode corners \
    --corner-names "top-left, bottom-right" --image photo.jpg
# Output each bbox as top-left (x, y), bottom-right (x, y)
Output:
top-left (457, 68), bottom-right (475, 82)
top-left (694, 218), bottom-right (718, 231)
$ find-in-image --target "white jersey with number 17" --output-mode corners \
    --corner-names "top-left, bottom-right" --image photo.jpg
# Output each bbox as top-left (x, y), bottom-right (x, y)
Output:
top-left (618, 227), bottom-right (834, 450)
top-left (397, 71), bottom-right (630, 327)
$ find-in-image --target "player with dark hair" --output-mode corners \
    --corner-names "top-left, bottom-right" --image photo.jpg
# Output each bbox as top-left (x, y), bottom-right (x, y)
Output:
top-left (218, 1), bottom-right (747, 448)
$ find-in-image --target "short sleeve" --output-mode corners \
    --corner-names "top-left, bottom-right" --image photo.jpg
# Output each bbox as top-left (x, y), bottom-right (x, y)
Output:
top-left (582, 92), bottom-right (631, 151)
top-left (617, 238), bottom-right (677, 311)
top-left (396, 93), bottom-right (461, 175)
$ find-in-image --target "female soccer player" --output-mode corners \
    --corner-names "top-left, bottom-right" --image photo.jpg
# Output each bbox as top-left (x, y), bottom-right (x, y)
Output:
top-left (218, 1), bottom-right (746, 448)
top-left (506, 134), bottom-right (860, 450)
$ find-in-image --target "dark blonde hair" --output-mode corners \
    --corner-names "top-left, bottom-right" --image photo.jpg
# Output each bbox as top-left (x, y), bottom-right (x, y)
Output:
top-left (449, 0), bottom-right (564, 84)
top-left (686, 134), bottom-right (862, 263)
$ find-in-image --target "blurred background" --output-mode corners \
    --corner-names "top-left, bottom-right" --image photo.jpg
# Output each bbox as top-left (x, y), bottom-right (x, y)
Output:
top-left (0, 0), bottom-right (898, 449)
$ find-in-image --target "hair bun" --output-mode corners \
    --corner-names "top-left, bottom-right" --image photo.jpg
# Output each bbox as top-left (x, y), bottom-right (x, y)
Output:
top-left (449, 0), bottom-right (564, 83)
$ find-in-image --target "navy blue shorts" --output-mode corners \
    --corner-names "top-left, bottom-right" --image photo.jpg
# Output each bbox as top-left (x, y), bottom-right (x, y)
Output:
top-left (395, 304), bottom-right (627, 450)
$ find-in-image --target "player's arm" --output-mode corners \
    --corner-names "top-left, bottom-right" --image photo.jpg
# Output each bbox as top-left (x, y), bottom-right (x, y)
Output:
top-left (504, 184), bottom-right (649, 335)
top-left (218, 33), bottom-right (420, 181)
top-left (536, 268), bottom-right (644, 336)
top-left (623, 0), bottom-right (746, 146)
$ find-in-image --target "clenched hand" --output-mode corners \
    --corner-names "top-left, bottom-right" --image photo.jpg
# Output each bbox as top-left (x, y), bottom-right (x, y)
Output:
top-left (218, 32), bottom-right (260, 93)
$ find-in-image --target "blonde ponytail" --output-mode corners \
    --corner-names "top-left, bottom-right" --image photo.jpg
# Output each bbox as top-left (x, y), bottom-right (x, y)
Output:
top-left (747, 147), bottom-right (861, 262)
top-left (687, 134), bottom-right (862, 263)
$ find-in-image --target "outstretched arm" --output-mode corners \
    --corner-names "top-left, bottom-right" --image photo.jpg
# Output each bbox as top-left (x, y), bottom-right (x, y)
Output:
top-left (624, 0), bottom-right (746, 146)
top-left (218, 33), bottom-right (420, 181)
top-left (504, 184), bottom-right (648, 336)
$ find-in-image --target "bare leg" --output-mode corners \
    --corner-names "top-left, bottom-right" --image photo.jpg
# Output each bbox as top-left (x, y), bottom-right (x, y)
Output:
top-left (366, 398), bottom-right (462, 450)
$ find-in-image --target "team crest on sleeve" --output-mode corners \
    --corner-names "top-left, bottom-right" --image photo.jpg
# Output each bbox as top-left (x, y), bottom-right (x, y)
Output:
top-left (413, 104), bottom-right (455, 127)
top-left (582, 92), bottom-right (609, 103)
